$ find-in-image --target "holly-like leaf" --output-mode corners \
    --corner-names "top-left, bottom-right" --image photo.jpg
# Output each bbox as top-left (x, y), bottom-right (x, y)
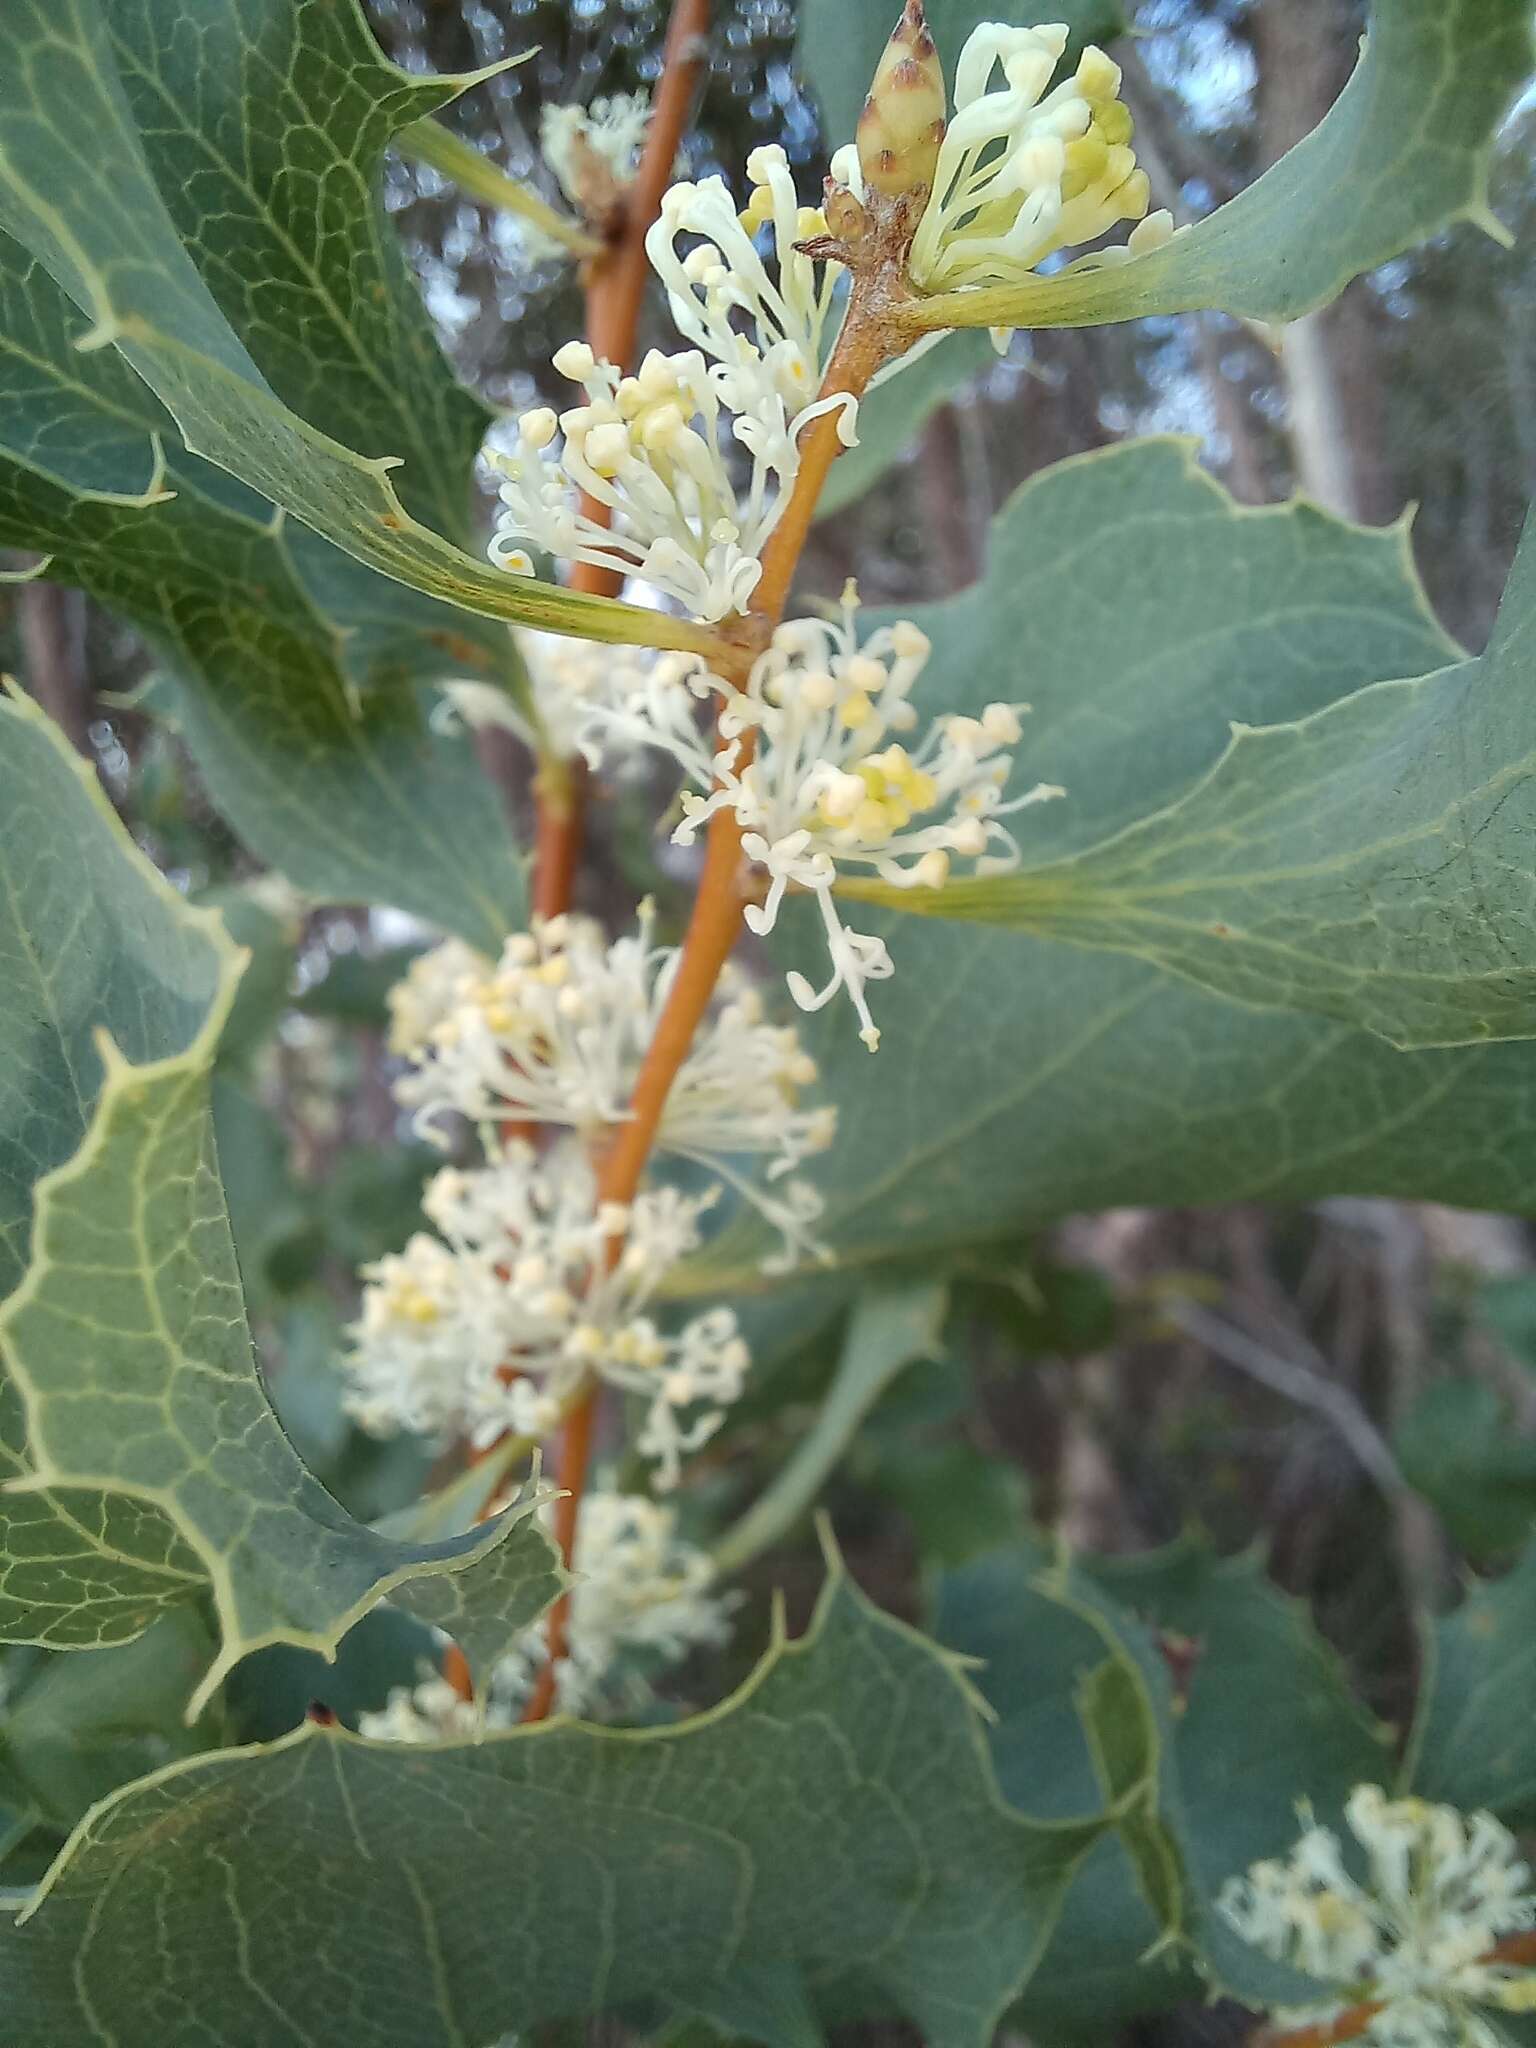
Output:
top-left (0, 1571), bottom-right (1114, 2048)
top-left (0, 688), bottom-right (216, 1649)
top-left (906, 0), bottom-right (1535, 337)
top-left (0, 0), bottom-right (710, 657)
top-left (931, 1542), bottom-right (1193, 2035)
top-left (0, 691), bottom-right (560, 1711)
top-left (377, 1459), bottom-right (568, 1697)
top-left (1084, 1539), bottom-right (1390, 2008)
top-left (936, 1536), bottom-right (1389, 2019)
top-left (798, 0), bottom-right (1127, 160)
top-left (0, 227), bottom-right (527, 944)
top-left (684, 441), bottom-right (1536, 1292)
top-left (847, 504), bottom-right (1536, 1051)
top-left (1404, 1540), bottom-right (1536, 1826)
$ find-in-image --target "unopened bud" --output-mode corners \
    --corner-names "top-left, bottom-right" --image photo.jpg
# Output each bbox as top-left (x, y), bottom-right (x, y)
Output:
top-left (855, 0), bottom-right (946, 204)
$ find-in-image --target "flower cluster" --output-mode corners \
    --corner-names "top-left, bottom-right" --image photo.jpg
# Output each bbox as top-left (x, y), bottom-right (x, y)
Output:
top-left (1218, 1785), bottom-right (1536, 2048)
top-left (645, 144), bottom-right (844, 419)
top-left (343, 1138), bottom-right (748, 1487)
top-left (574, 588), bottom-right (1061, 1049)
top-left (359, 1492), bottom-right (732, 1730)
top-left (540, 91), bottom-right (651, 211)
top-left (386, 908), bottom-right (834, 1263)
top-left (432, 630), bottom-right (658, 766)
top-left (489, 145), bottom-right (857, 622)
top-left (901, 28), bottom-right (1174, 293)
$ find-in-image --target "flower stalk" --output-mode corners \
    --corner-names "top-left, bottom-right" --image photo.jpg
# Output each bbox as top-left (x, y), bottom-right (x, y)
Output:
top-left (519, 0), bottom-right (713, 1716)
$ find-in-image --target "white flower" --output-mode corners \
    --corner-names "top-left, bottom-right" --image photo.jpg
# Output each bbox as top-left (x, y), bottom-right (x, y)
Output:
top-left (359, 1493), bottom-right (733, 1734)
top-left (489, 152), bottom-right (860, 622)
top-left (385, 907), bottom-right (835, 1268)
top-left (1218, 1786), bottom-right (1536, 2048)
top-left (357, 1670), bottom-right (479, 1744)
top-left (903, 27), bottom-right (1175, 295)
top-left (582, 583), bottom-right (1061, 1050)
top-left (645, 145), bottom-right (846, 419)
top-left (489, 342), bottom-right (809, 621)
top-left (431, 630), bottom-right (658, 765)
top-left (541, 92), bottom-right (651, 209)
top-left (343, 1140), bottom-right (749, 1486)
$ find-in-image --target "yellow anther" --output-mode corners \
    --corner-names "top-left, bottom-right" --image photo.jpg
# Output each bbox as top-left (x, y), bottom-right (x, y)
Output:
top-left (839, 691), bottom-right (875, 729)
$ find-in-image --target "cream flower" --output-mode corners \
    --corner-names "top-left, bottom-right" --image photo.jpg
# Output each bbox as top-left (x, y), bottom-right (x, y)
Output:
top-left (900, 26), bottom-right (1174, 295)
top-left (343, 1140), bottom-right (749, 1486)
top-left (385, 908), bottom-right (835, 1268)
top-left (431, 630), bottom-right (658, 765)
top-left (578, 585), bottom-right (1061, 1050)
top-left (645, 145), bottom-right (847, 419)
top-left (541, 92), bottom-right (651, 209)
top-left (490, 145), bottom-right (861, 622)
top-left (1218, 1786), bottom-right (1536, 2048)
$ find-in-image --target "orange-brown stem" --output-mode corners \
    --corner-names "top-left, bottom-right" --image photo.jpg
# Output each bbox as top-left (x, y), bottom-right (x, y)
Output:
top-left (1259, 1930), bottom-right (1536, 2048)
top-left (515, 3), bottom-right (715, 1721)
top-left (443, 1642), bottom-right (474, 1704)
top-left (592, 309), bottom-right (895, 1224)
top-left (519, 1382), bottom-right (600, 1722)
top-left (525, 0), bottom-right (711, 927)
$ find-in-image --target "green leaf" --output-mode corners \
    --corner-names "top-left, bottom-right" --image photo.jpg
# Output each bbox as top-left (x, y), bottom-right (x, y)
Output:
top-left (1395, 1380), bottom-right (1536, 1557)
top-left (819, 330), bottom-right (994, 521)
top-left (0, 0), bottom-right (715, 657)
top-left (906, 0), bottom-right (1535, 335)
top-left (864, 1439), bottom-right (1030, 1571)
top-left (1405, 1540), bottom-right (1536, 1825)
top-left (936, 1536), bottom-right (1390, 2017)
top-left (0, 226), bottom-right (529, 944)
top-left (1475, 1274), bottom-right (1536, 1370)
top-left (0, 1611), bottom-right (220, 1833)
top-left (683, 441), bottom-right (1536, 1290)
top-left (1084, 1539), bottom-right (1390, 2007)
top-left (0, 1010), bottom-right (557, 1716)
top-left (0, 1571), bottom-right (1113, 2048)
top-left (377, 1458), bottom-right (568, 1697)
top-left (712, 1277), bottom-right (948, 1577)
top-left (197, 885), bottom-right (299, 1072)
top-left (0, 691), bottom-right (562, 1709)
top-left (847, 504), bottom-right (1536, 1050)
top-left (931, 1542), bottom-right (1193, 2033)
top-left (798, 0), bottom-right (1127, 159)
top-left (0, 688), bottom-right (215, 1648)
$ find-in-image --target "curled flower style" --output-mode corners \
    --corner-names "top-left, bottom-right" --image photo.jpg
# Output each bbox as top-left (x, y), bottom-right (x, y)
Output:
top-left (385, 907), bottom-right (835, 1267)
top-left (645, 144), bottom-right (846, 418)
top-left (343, 1139), bottom-right (749, 1487)
top-left (540, 91), bottom-right (651, 211)
top-left (883, 25), bottom-right (1174, 296)
top-left (579, 585), bottom-right (1061, 1050)
top-left (489, 145), bottom-right (862, 621)
top-left (1218, 1785), bottom-right (1536, 2048)
top-left (359, 1493), bottom-right (733, 1731)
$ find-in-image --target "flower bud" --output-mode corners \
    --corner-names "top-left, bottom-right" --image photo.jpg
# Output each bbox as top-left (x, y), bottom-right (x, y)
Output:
top-left (855, 0), bottom-right (947, 203)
